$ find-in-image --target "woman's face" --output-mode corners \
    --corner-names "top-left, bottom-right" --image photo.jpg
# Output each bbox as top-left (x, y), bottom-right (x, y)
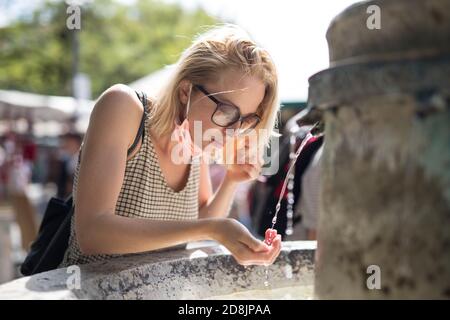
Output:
top-left (181, 69), bottom-right (266, 151)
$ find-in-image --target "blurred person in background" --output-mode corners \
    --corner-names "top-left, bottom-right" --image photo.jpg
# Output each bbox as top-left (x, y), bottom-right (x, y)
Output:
top-left (7, 149), bottom-right (37, 252)
top-left (56, 132), bottom-right (82, 199)
top-left (0, 142), bottom-right (6, 201)
top-left (22, 133), bottom-right (37, 181)
top-left (289, 143), bottom-right (323, 240)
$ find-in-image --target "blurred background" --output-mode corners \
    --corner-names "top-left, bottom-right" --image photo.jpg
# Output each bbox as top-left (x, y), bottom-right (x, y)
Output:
top-left (0, 0), bottom-right (358, 283)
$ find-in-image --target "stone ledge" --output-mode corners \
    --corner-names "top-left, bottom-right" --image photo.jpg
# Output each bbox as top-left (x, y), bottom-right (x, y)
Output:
top-left (0, 241), bottom-right (316, 300)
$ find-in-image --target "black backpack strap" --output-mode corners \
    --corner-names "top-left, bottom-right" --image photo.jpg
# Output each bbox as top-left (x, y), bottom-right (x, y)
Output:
top-left (127, 91), bottom-right (148, 156)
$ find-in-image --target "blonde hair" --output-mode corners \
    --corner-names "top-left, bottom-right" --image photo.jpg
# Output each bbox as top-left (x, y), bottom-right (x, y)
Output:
top-left (149, 24), bottom-right (280, 147)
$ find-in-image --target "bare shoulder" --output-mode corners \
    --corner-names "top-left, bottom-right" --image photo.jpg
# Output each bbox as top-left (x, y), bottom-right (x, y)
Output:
top-left (93, 84), bottom-right (144, 120)
top-left (86, 84), bottom-right (144, 148)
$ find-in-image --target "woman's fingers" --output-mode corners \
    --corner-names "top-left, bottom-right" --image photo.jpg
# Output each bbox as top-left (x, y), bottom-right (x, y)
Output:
top-left (268, 235), bottom-right (282, 264)
top-left (243, 165), bottom-right (257, 179)
top-left (236, 141), bottom-right (261, 165)
top-left (235, 235), bottom-right (282, 266)
top-left (222, 213), bottom-right (281, 267)
top-left (239, 233), bottom-right (270, 253)
top-left (258, 155), bottom-right (265, 167)
top-left (237, 163), bottom-right (261, 180)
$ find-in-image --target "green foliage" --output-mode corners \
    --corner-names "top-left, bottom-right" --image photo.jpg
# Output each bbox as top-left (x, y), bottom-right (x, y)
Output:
top-left (0, 0), bottom-right (219, 97)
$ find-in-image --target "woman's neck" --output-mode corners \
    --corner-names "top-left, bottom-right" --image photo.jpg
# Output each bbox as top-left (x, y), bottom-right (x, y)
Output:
top-left (151, 130), bottom-right (176, 157)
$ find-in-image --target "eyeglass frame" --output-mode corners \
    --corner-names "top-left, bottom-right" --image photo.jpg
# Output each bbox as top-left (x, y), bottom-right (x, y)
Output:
top-left (193, 84), bottom-right (261, 134)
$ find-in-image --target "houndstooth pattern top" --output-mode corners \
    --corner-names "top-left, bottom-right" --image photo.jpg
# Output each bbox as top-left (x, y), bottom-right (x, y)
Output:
top-left (60, 91), bottom-right (200, 267)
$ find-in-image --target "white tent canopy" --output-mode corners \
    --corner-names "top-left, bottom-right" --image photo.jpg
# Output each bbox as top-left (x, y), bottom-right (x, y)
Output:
top-left (0, 89), bottom-right (94, 122)
top-left (127, 64), bottom-right (175, 96)
top-left (0, 89), bottom-right (94, 136)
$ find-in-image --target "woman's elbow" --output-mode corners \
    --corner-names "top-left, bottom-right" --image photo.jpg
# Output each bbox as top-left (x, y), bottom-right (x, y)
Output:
top-left (77, 231), bottom-right (98, 255)
top-left (75, 220), bottom-right (102, 255)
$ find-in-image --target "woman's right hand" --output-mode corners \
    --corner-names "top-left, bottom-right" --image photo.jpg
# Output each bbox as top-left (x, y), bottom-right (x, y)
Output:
top-left (211, 218), bottom-right (282, 266)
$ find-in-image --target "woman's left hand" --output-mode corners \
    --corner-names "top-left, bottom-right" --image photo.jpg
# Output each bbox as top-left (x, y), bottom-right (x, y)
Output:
top-left (225, 160), bottom-right (263, 183)
top-left (224, 137), bottom-right (264, 184)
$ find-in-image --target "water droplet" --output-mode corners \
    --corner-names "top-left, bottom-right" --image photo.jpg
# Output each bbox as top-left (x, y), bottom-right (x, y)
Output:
top-left (272, 217), bottom-right (277, 225)
top-left (284, 265), bottom-right (293, 279)
top-left (264, 267), bottom-right (270, 288)
top-left (275, 203), bottom-right (281, 212)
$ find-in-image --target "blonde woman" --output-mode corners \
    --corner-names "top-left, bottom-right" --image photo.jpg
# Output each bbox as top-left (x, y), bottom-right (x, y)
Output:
top-left (60, 24), bottom-right (282, 267)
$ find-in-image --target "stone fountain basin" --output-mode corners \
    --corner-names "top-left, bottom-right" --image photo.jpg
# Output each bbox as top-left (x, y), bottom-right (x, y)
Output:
top-left (0, 241), bottom-right (315, 300)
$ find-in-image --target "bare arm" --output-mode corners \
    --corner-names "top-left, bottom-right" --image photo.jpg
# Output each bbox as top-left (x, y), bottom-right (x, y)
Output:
top-left (197, 161), bottom-right (238, 219)
top-left (75, 84), bottom-right (211, 254)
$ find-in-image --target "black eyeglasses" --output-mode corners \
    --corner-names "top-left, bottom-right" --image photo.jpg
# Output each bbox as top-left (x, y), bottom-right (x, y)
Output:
top-left (194, 84), bottom-right (261, 135)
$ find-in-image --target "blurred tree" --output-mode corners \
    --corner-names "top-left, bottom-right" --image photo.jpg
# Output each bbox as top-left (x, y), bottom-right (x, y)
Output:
top-left (0, 0), bottom-right (219, 97)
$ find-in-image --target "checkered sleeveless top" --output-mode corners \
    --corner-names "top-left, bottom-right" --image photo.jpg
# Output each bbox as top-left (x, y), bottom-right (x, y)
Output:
top-left (60, 91), bottom-right (200, 267)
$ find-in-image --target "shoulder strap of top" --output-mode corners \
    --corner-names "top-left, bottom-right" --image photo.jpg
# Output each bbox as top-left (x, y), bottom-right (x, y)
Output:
top-left (127, 91), bottom-right (148, 156)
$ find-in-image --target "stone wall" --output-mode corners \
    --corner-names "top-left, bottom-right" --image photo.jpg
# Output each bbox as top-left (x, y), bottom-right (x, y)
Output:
top-left (0, 241), bottom-right (315, 299)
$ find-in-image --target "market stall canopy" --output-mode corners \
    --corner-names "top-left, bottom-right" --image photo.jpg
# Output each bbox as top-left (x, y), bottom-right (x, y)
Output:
top-left (0, 89), bottom-right (94, 122)
top-left (127, 64), bottom-right (175, 96)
